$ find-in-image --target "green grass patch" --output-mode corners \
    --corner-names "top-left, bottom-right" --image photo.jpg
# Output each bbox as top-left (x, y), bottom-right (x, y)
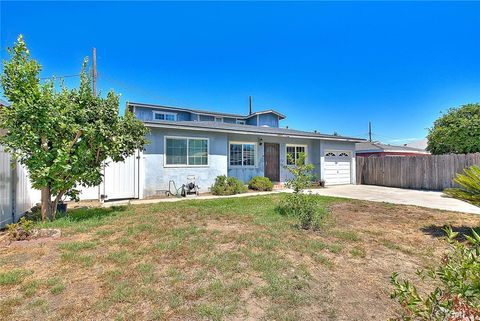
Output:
top-left (350, 246), bottom-right (366, 258)
top-left (0, 269), bottom-right (33, 286)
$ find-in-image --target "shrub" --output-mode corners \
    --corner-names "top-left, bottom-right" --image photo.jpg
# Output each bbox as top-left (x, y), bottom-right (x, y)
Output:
top-left (444, 165), bottom-right (480, 206)
top-left (211, 175), bottom-right (247, 196)
top-left (279, 193), bottom-right (327, 230)
top-left (390, 227), bottom-right (480, 320)
top-left (248, 176), bottom-right (273, 191)
top-left (7, 217), bottom-right (34, 241)
top-left (278, 152), bottom-right (327, 230)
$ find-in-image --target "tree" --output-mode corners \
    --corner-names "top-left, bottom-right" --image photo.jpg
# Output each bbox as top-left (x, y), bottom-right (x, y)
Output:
top-left (427, 103), bottom-right (480, 155)
top-left (0, 35), bottom-right (148, 221)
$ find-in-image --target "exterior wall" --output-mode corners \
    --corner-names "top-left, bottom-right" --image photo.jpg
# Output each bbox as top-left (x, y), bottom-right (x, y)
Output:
top-left (226, 133), bottom-right (317, 183)
top-left (320, 140), bottom-right (357, 184)
top-left (245, 115), bottom-right (258, 126)
top-left (142, 128), bottom-right (228, 197)
top-left (134, 106), bottom-right (192, 122)
top-left (199, 114), bottom-right (215, 121)
top-left (258, 113), bottom-right (279, 127)
top-left (223, 117), bottom-right (237, 124)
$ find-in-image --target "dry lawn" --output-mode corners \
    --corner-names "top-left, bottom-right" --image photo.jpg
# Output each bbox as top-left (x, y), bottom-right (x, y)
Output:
top-left (0, 194), bottom-right (478, 321)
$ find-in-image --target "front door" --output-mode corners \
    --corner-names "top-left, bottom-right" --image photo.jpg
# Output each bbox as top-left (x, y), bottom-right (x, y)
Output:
top-left (264, 143), bottom-right (280, 182)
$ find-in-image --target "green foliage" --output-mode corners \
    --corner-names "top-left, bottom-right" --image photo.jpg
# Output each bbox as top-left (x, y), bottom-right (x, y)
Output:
top-left (427, 103), bottom-right (480, 155)
top-left (444, 165), bottom-right (480, 206)
top-left (279, 193), bottom-right (328, 230)
top-left (0, 35), bottom-right (148, 220)
top-left (390, 227), bottom-right (480, 320)
top-left (284, 153), bottom-right (315, 193)
top-left (279, 152), bottom-right (327, 230)
top-left (7, 217), bottom-right (34, 241)
top-left (248, 176), bottom-right (273, 191)
top-left (210, 175), bottom-right (247, 196)
top-left (0, 269), bottom-right (33, 286)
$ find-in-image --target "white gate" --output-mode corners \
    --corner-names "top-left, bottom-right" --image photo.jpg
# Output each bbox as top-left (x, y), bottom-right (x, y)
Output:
top-left (101, 152), bottom-right (139, 200)
top-left (0, 146), bottom-right (13, 228)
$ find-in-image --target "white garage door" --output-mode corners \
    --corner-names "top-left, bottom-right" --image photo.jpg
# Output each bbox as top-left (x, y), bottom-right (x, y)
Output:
top-left (324, 151), bottom-right (352, 185)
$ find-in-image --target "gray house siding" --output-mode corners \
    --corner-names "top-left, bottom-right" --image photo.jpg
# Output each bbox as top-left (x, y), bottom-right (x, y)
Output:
top-left (223, 117), bottom-right (237, 124)
top-left (258, 113), bottom-right (279, 127)
top-left (134, 106), bottom-right (193, 122)
top-left (142, 128), bottom-right (228, 197)
top-left (199, 114), bottom-right (215, 121)
top-left (245, 116), bottom-right (257, 126)
top-left (226, 133), bottom-right (316, 183)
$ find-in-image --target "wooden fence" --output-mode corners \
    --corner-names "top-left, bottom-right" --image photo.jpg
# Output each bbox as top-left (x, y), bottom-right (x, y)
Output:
top-left (356, 153), bottom-right (480, 191)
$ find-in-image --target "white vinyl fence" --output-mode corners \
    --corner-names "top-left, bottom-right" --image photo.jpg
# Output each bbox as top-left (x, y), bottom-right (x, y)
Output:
top-left (0, 147), bottom-right (139, 228)
top-left (0, 146), bottom-right (41, 228)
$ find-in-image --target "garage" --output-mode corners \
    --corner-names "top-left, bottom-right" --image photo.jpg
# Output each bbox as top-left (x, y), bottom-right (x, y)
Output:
top-left (323, 150), bottom-right (352, 185)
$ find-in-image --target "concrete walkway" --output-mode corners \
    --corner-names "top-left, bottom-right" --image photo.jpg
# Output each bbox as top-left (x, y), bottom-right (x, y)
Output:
top-left (307, 185), bottom-right (480, 215)
top-left (105, 185), bottom-right (480, 215)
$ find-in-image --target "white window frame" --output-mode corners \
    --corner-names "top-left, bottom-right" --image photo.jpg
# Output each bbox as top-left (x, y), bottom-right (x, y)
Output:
top-left (286, 144), bottom-right (308, 166)
top-left (153, 111), bottom-right (177, 121)
top-left (164, 136), bottom-right (209, 167)
top-left (236, 119), bottom-right (246, 125)
top-left (228, 141), bottom-right (257, 168)
top-left (324, 150), bottom-right (351, 159)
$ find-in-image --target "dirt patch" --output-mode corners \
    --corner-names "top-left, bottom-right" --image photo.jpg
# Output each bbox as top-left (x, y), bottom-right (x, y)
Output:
top-left (0, 196), bottom-right (478, 321)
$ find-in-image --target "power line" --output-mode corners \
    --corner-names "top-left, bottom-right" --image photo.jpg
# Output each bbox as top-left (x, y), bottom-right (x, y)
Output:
top-left (40, 74), bottom-right (80, 80)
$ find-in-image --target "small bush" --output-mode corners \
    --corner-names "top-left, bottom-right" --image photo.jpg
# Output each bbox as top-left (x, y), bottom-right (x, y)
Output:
top-left (7, 217), bottom-right (34, 241)
top-left (248, 176), bottom-right (273, 191)
top-left (390, 227), bottom-right (480, 320)
top-left (211, 175), bottom-right (247, 196)
top-left (279, 193), bottom-right (328, 230)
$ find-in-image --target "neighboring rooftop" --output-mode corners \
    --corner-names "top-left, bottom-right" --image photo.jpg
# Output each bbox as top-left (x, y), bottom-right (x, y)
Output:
top-left (356, 141), bottom-right (430, 153)
top-left (0, 99), bottom-right (10, 107)
top-left (144, 120), bottom-right (365, 142)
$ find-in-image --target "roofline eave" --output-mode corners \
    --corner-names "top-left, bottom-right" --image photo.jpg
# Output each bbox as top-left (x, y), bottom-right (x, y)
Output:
top-left (143, 121), bottom-right (366, 143)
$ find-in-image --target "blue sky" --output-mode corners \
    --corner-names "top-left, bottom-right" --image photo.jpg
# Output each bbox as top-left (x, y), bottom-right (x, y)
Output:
top-left (1, 2), bottom-right (480, 143)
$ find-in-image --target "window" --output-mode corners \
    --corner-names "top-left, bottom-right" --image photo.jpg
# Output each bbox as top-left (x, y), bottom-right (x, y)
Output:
top-left (229, 143), bottom-right (256, 166)
top-left (325, 152), bottom-right (336, 157)
top-left (153, 111), bottom-right (176, 121)
top-left (215, 117), bottom-right (223, 122)
top-left (286, 145), bottom-right (306, 165)
top-left (338, 152), bottom-right (349, 157)
top-left (165, 137), bottom-right (208, 166)
top-left (236, 119), bottom-right (246, 125)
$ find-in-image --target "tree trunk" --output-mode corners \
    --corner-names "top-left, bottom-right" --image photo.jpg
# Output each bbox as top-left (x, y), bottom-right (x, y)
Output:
top-left (40, 187), bottom-right (53, 222)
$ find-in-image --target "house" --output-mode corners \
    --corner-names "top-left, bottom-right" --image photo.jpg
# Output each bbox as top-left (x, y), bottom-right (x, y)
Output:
top-left (127, 102), bottom-right (365, 198)
top-left (356, 141), bottom-right (430, 157)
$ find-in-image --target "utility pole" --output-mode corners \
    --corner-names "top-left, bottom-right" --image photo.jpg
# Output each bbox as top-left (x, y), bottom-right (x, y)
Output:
top-left (249, 96), bottom-right (252, 115)
top-left (92, 48), bottom-right (97, 96)
top-left (368, 121), bottom-right (372, 142)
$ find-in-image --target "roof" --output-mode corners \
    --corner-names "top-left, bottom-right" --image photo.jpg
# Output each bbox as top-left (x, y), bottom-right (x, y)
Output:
top-left (144, 120), bottom-right (366, 142)
top-left (0, 99), bottom-right (10, 107)
top-left (356, 142), bottom-right (430, 154)
top-left (127, 101), bottom-right (285, 120)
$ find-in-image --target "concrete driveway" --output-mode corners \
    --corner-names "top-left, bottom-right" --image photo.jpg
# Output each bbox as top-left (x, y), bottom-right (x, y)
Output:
top-left (308, 185), bottom-right (480, 215)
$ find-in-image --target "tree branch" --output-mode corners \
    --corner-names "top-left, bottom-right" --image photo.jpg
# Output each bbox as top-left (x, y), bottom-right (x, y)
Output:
top-left (68, 130), bottom-right (83, 151)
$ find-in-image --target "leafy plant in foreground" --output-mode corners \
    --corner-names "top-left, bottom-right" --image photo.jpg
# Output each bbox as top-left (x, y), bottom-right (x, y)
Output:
top-left (390, 227), bottom-right (480, 320)
top-left (444, 165), bottom-right (480, 207)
